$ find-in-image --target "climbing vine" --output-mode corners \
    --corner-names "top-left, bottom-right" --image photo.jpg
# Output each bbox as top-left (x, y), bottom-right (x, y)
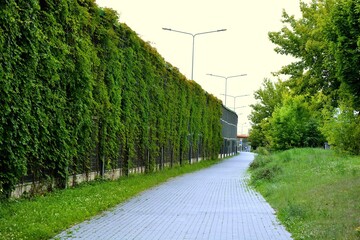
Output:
top-left (0, 0), bottom-right (223, 198)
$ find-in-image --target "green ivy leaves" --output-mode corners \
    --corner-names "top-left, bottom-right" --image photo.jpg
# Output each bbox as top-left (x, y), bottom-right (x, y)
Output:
top-left (0, 0), bottom-right (222, 198)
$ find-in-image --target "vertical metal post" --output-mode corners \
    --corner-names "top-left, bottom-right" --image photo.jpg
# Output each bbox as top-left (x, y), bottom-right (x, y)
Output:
top-left (197, 139), bottom-right (199, 162)
top-left (233, 97), bottom-right (236, 111)
top-left (207, 74), bottom-right (246, 108)
top-left (161, 146), bottom-right (164, 170)
top-left (225, 77), bottom-right (228, 106)
top-left (163, 28), bottom-right (226, 80)
top-left (189, 138), bottom-right (192, 164)
top-left (191, 35), bottom-right (195, 80)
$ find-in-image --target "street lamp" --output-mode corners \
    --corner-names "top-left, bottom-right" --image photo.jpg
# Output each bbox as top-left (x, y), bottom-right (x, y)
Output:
top-left (220, 94), bottom-right (249, 111)
top-left (240, 122), bottom-right (248, 134)
top-left (207, 73), bottom-right (247, 106)
top-left (162, 28), bottom-right (227, 80)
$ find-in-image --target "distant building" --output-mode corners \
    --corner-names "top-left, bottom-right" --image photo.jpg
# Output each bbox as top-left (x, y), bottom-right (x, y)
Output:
top-left (237, 134), bottom-right (250, 152)
top-left (220, 105), bottom-right (238, 157)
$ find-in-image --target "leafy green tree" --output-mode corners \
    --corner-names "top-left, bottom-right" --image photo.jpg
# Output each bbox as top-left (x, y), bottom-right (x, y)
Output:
top-left (325, 0), bottom-right (360, 109)
top-left (266, 0), bottom-right (360, 154)
top-left (268, 95), bottom-right (325, 150)
top-left (268, 0), bottom-right (340, 105)
top-left (248, 79), bottom-right (287, 149)
top-left (269, 0), bottom-right (360, 109)
top-left (248, 120), bottom-right (270, 150)
top-left (321, 93), bottom-right (360, 155)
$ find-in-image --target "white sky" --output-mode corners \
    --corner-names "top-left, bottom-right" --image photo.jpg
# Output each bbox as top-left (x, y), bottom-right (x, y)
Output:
top-left (95, 0), bottom-right (305, 134)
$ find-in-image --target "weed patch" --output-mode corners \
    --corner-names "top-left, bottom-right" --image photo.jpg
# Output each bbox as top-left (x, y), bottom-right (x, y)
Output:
top-left (252, 165), bottom-right (282, 181)
top-left (249, 155), bottom-right (272, 169)
top-left (248, 148), bottom-right (360, 240)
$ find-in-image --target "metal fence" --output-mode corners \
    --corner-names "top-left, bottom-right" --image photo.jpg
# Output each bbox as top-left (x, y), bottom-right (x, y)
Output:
top-left (13, 104), bottom-right (238, 197)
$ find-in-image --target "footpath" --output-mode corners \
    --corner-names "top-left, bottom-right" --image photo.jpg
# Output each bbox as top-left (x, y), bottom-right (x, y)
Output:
top-left (55, 152), bottom-right (292, 240)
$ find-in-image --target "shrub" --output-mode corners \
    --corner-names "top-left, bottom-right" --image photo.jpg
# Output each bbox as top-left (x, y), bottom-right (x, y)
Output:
top-left (254, 147), bottom-right (270, 156)
top-left (251, 165), bottom-right (282, 182)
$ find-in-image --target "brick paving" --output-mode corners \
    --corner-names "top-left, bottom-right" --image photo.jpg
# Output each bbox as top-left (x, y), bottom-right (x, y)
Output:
top-left (55, 152), bottom-right (292, 240)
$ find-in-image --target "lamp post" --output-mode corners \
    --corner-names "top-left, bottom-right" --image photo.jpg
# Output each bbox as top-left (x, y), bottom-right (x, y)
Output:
top-left (208, 73), bottom-right (247, 106)
top-left (162, 28), bottom-right (227, 80)
top-left (220, 94), bottom-right (249, 111)
top-left (240, 122), bottom-right (248, 134)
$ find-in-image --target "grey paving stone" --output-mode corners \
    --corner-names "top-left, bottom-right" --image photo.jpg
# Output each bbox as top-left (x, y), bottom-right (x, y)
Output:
top-left (55, 152), bottom-right (292, 240)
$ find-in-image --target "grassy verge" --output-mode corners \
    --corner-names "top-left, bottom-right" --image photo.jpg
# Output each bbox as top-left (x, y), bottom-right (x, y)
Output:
top-left (249, 148), bottom-right (360, 240)
top-left (0, 158), bottom-right (222, 240)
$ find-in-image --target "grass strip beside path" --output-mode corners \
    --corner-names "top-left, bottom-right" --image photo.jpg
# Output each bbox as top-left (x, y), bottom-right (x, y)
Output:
top-left (249, 148), bottom-right (360, 240)
top-left (0, 158), bottom-right (221, 240)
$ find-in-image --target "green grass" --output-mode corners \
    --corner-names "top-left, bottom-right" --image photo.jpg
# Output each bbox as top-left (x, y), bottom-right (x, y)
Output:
top-left (0, 159), bottom-right (222, 240)
top-left (249, 148), bottom-right (360, 240)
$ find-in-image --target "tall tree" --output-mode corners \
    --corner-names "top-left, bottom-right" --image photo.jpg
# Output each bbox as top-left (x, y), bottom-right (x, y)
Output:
top-left (325, 0), bottom-right (360, 109)
top-left (264, 0), bottom-right (360, 153)
top-left (269, 0), bottom-right (360, 109)
top-left (268, 0), bottom-right (340, 105)
top-left (249, 79), bottom-right (287, 149)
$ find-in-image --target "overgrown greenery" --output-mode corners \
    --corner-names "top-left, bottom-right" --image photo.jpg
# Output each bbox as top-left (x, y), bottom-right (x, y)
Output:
top-left (0, 158), bottom-right (222, 240)
top-left (249, 0), bottom-right (360, 153)
top-left (0, 0), bottom-right (223, 198)
top-left (249, 148), bottom-right (360, 240)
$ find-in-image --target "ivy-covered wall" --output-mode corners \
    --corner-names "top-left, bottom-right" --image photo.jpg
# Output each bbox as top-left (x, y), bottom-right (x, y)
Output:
top-left (0, 0), bottom-right (223, 198)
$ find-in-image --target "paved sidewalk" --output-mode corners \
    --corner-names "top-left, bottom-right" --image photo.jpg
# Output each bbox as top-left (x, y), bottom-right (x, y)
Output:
top-left (56, 153), bottom-right (292, 240)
